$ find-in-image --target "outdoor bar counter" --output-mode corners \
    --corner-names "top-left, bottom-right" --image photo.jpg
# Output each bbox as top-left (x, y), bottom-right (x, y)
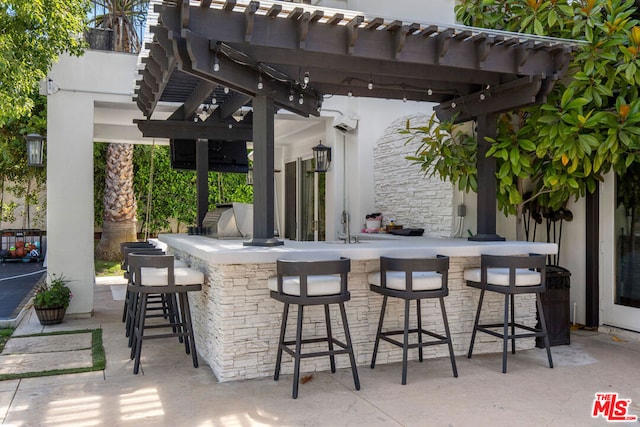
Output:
top-left (159, 233), bottom-right (557, 382)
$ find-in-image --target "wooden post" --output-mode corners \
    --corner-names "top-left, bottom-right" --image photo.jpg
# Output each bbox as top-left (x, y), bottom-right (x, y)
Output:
top-left (469, 113), bottom-right (504, 241)
top-left (196, 138), bottom-right (209, 228)
top-left (244, 95), bottom-right (283, 246)
top-left (585, 186), bottom-right (599, 327)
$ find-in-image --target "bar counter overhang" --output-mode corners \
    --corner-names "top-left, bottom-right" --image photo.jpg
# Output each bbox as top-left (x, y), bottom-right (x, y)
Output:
top-left (159, 233), bottom-right (557, 382)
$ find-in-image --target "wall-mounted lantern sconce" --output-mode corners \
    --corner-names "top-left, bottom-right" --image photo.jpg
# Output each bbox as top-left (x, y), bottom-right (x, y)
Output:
top-left (24, 133), bottom-right (45, 167)
top-left (312, 140), bottom-right (331, 173)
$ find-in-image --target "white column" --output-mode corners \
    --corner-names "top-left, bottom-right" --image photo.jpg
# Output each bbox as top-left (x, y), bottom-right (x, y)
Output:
top-left (46, 91), bottom-right (95, 315)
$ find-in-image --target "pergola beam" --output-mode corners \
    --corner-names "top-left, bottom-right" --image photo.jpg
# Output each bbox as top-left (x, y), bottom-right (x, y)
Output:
top-left (135, 119), bottom-right (253, 140)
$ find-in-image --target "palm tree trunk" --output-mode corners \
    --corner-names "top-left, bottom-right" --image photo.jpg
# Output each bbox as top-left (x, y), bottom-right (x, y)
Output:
top-left (96, 143), bottom-right (137, 261)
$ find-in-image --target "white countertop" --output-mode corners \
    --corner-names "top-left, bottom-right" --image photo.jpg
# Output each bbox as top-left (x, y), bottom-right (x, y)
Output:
top-left (159, 233), bottom-right (558, 264)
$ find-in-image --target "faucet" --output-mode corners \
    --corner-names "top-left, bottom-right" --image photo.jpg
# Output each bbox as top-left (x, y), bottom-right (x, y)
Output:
top-left (339, 210), bottom-right (351, 244)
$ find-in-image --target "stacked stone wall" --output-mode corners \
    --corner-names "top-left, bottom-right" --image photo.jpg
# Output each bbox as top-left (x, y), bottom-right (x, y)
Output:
top-left (373, 114), bottom-right (453, 237)
top-left (171, 249), bottom-right (537, 382)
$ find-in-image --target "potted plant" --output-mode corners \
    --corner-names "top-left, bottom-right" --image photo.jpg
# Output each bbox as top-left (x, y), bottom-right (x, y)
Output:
top-left (33, 274), bottom-right (73, 325)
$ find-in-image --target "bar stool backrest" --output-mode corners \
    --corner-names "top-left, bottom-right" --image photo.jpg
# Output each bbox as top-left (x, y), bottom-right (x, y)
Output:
top-left (480, 254), bottom-right (546, 290)
top-left (120, 241), bottom-right (154, 256)
top-left (379, 255), bottom-right (449, 292)
top-left (122, 247), bottom-right (164, 272)
top-left (129, 253), bottom-right (176, 288)
top-left (275, 257), bottom-right (350, 299)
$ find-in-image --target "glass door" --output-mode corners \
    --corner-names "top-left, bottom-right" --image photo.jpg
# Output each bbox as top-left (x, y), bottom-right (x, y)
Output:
top-left (601, 170), bottom-right (640, 331)
top-left (284, 158), bottom-right (325, 241)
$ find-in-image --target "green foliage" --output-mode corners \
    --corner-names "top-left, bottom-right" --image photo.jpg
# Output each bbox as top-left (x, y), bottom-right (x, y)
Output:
top-left (406, 0), bottom-right (640, 215)
top-left (404, 115), bottom-right (478, 193)
top-left (94, 143), bottom-right (253, 234)
top-left (0, 0), bottom-right (89, 126)
top-left (33, 274), bottom-right (72, 309)
top-left (0, 90), bottom-right (47, 228)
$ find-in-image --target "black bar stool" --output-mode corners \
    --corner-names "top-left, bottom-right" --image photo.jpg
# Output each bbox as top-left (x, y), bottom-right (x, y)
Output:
top-left (465, 254), bottom-right (553, 373)
top-left (369, 255), bottom-right (458, 385)
top-left (268, 257), bottom-right (360, 399)
top-left (128, 253), bottom-right (203, 375)
top-left (121, 245), bottom-right (163, 323)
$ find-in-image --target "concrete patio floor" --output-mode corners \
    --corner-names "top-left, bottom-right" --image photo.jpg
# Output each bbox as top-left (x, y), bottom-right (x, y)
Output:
top-left (0, 279), bottom-right (638, 426)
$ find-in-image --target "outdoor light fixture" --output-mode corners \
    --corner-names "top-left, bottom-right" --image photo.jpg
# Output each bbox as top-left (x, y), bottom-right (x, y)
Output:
top-left (312, 140), bottom-right (331, 173)
top-left (24, 133), bottom-right (45, 167)
top-left (303, 71), bottom-right (310, 89)
top-left (257, 74), bottom-right (264, 90)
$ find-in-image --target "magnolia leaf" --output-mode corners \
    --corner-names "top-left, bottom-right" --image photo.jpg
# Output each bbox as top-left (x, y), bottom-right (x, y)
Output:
top-left (584, 156), bottom-right (593, 175)
top-left (548, 9), bottom-right (558, 27)
top-left (534, 18), bottom-right (544, 35)
top-left (518, 139), bottom-right (536, 151)
top-left (625, 63), bottom-right (637, 83)
top-left (566, 98), bottom-right (590, 110)
top-left (567, 158), bottom-right (578, 174)
top-left (625, 154), bottom-right (635, 167)
top-left (561, 88), bottom-right (574, 109)
top-left (537, 115), bottom-right (558, 124)
top-left (594, 153), bottom-right (604, 172)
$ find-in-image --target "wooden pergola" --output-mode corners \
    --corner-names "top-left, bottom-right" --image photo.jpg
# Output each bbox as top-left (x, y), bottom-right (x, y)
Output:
top-left (134, 0), bottom-right (579, 246)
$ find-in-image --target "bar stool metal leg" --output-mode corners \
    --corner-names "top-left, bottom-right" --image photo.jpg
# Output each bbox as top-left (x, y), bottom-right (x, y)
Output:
top-left (417, 299), bottom-right (423, 363)
top-left (324, 304), bottom-right (336, 373)
top-left (510, 294), bottom-right (516, 355)
top-left (180, 292), bottom-right (198, 367)
top-left (338, 302), bottom-right (360, 391)
top-left (133, 294), bottom-right (149, 375)
top-left (402, 299), bottom-right (410, 385)
top-left (468, 289), bottom-right (485, 359)
top-left (503, 294), bottom-right (510, 373)
top-left (370, 295), bottom-right (388, 369)
top-left (274, 303), bottom-right (289, 381)
top-left (536, 293), bottom-right (554, 368)
top-left (292, 305), bottom-right (304, 399)
top-left (440, 296), bottom-right (458, 377)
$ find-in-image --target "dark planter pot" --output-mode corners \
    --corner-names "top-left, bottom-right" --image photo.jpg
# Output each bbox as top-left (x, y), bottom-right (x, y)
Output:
top-left (84, 28), bottom-right (114, 51)
top-left (34, 307), bottom-right (66, 325)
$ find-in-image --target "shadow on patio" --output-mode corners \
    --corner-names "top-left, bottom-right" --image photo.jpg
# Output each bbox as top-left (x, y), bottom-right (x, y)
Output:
top-left (0, 279), bottom-right (638, 427)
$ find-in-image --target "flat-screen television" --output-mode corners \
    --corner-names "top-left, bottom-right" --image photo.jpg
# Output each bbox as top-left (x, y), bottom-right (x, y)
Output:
top-left (170, 139), bottom-right (249, 173)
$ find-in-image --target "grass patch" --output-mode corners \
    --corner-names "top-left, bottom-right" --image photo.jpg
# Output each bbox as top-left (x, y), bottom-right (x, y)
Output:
top-left (0, 329), bottom-right (105, 381)
top-left (0, 328), bottom-right (14, 353)
top-left (95, 260), bottom-right (122, 277)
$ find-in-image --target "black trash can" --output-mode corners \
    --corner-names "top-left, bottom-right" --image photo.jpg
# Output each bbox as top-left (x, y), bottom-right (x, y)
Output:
top-left (536, 265), bottom-right (571, 347)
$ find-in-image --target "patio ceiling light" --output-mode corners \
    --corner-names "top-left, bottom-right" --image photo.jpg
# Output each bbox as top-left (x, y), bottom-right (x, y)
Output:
top-left (24, 133), bottom-right (45, 167)
top-left (312, 140), bottom-right (331, 173)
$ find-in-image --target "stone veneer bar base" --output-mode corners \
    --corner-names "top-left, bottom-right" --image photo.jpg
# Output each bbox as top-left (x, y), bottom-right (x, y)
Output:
top-left (172, 249), bottom-right (538, 382)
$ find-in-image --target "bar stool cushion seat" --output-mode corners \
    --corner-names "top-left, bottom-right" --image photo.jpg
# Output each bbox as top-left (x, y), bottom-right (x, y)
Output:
top-left (464, 268), bottom-right (541, 286)
top-left (368, 271), bottom-right (442, 291)
top-left (267, 275), bottom-right (342, 296)
top-left (140, 267), bottom-right (204, 286)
